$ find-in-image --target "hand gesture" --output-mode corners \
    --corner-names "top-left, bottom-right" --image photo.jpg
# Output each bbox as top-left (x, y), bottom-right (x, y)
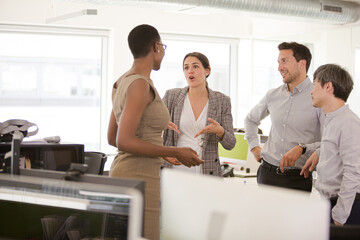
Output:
top-left (333, 220), bottom-right (343, 226)
top-left (280, 145), bottom-right (303, 172)
top-left (300, 151), bottom-right (319, 178)
top-left (175, 147), bottom-right (204, 167)
top-left (164, 157), bottom-right (182, 165)
top-left (167, 121), bottom-right (181, 134)
top-left (251, 146), bottom-right (262, 163)
top-left (194, 118), bottom-right (224, 139)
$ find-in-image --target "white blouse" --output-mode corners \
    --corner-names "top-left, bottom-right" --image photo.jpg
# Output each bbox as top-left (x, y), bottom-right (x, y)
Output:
top-left (173, 94), bottom-right (208, 174)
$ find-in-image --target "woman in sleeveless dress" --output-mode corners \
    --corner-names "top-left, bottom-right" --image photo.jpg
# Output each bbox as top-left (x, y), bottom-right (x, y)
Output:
top-left (107, 24), bottom-right (203, 240)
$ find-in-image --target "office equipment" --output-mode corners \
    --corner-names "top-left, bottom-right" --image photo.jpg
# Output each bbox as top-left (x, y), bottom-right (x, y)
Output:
top-left (233, 168), bottom-right (257, 178)
top-left (20, 168), bottom-right (145, 197)
top-left (0, 170), bottom-right (144, 239)
top-left (0, 119), bottom-right (39, 142)
top-left (10, 131), bottom-right (21, 175)
top-left (220, 163), bottom-right (234, 177)
top-left (0, 142), bottom-right (84, 173)
top-left (161, 169), bottom-right (329, 240)
top-left (219, 133), bottom-right (266, 175)
top-left (84, 151), bottom-right (107, 175)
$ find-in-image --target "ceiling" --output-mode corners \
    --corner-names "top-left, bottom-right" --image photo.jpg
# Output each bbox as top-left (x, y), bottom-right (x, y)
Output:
top-left (57, 0), bottom-right (360, 24)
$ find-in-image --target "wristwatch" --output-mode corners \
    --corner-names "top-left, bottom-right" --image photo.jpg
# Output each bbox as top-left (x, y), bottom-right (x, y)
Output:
top-left (298, 143), bottom-right (307, 155)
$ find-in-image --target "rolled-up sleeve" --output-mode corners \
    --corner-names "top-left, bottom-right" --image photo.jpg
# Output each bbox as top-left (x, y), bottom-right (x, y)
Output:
top-left (244, 93), bottom-right (269, 150)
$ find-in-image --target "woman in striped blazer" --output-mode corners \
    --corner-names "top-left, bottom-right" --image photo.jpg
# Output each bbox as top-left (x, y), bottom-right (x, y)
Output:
top-left (162, 52), bottom-right (236, 177)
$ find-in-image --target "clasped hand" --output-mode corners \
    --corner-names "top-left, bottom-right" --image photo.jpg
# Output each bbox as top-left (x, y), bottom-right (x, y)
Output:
top-left (279, 145), bottom-right (303, 172)
top-left (164, 147), bottom-right (204, 167)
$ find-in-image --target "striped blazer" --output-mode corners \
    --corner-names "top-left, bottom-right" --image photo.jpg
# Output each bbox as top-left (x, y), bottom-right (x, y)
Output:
top-left (162, 86), bottom-right (236, 177)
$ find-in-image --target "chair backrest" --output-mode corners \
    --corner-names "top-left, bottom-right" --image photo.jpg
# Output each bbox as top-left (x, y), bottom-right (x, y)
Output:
top-left (84, 151), bottom-right (107, 175)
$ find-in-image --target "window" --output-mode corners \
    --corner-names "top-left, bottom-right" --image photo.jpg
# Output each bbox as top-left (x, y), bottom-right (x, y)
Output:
top-left (237, 39), bottom-right (314, 134)
top-left (0, 24), bottom-right (109, 151)
top-left (355, 48), bottom-right (360, 87)
top-left (350, 48), bottom-right (360, 115)
top-left (151, 34), bottom-right (237, 100)
top-left (151, 34), bottom-right (239, 129)
top-left (237, 39), bottom-right (281, 134)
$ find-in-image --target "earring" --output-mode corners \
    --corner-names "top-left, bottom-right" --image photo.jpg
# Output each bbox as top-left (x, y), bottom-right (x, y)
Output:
top-left (157, 50), bottom-right (160, 53)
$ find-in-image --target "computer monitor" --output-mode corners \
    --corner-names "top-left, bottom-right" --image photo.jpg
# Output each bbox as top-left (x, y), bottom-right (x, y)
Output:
top-left (161, 169), bottom-right (329, 240)
top-left (0, 142), bottom-right (85, 173)
top-left (0, 170), bottom-right (144, 240)
top-left (19, 168), bottom-right (145, 197)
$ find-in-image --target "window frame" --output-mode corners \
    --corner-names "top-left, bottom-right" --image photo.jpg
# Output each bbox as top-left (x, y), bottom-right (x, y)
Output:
top-left (0, 23), bottom-right (110, 152)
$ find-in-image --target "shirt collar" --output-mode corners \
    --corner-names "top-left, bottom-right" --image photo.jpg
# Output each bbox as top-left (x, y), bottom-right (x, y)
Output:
top-left (325, 104), bottom-right (349, 119)
top-left (285, 76), bottom-right (311, 93)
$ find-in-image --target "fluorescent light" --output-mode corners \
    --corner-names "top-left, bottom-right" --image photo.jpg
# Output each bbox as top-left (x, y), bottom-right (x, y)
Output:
top-left (46, 9), bottom-right (97, 24)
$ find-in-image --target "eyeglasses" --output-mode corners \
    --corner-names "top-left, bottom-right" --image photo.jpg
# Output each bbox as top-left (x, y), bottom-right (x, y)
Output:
top-left (159, 43), bottom-right (167, 50)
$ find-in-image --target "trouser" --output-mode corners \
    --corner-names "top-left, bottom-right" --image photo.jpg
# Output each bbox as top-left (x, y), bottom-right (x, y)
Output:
top-left (257, 159), bottom-right (312, 192)
top-left (330, 193), bottom-right (360, 225)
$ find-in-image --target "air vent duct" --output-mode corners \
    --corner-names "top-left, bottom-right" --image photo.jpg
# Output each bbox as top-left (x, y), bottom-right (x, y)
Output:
top-left (322, 4), bottom-right (343, 13)
top-left (59, 0), bottom-right (360, 24)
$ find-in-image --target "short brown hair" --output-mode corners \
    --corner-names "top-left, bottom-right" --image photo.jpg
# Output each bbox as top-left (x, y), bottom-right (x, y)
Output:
top-left (278, 42), bottom-right (312, 73)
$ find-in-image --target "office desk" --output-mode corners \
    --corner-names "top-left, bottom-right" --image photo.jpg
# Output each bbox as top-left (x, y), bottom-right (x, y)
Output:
top-left (223, 173), bottom-right (258, 186)
top-left (223, 173), bottom-right (322, 200)
top-left (0, 142), bottom-right (84, 172)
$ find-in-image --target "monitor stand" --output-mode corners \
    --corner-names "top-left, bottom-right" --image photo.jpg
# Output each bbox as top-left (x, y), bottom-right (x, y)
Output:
top-left (7, 131), bottom-right (23, 175)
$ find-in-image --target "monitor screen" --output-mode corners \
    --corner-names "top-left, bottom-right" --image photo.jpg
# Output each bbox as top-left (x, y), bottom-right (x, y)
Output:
top-left (161, 169), bottom-right (330, 240)
top-left (0, 142), bottom-right (85, 173)
top-left (0, 172), bottom-right (144, 240)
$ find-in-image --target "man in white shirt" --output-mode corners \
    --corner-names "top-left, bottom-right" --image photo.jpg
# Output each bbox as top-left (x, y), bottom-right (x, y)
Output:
top-left (244, 42), bottom-right (323, 192)
top-left (301, 64), bottom-right (360, 225)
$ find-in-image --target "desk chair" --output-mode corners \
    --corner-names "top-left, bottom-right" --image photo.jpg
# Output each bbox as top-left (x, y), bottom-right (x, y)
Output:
top-left (84, 151), bottom-right (107, 175)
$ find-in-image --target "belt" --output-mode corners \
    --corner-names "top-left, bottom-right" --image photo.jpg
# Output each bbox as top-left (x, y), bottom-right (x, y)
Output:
top-left (261, 159), bottom-right (304, 177)
top-left (330, 193), bottom-right (360, 202)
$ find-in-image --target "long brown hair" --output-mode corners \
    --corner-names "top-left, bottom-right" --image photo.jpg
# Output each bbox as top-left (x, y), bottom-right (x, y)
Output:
top-left (183, 52), bottom-right (211, 78)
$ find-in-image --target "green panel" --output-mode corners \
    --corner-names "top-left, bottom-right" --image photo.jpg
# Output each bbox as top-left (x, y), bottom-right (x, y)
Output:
top-left (218, 133), bottom-right (248, 160)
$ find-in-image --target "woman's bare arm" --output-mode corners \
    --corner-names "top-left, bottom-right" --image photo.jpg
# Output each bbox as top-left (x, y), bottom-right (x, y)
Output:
top-left (107, 110), bottom-right (117, 147)
top-left (116, 79), bottom-right (203, 167)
